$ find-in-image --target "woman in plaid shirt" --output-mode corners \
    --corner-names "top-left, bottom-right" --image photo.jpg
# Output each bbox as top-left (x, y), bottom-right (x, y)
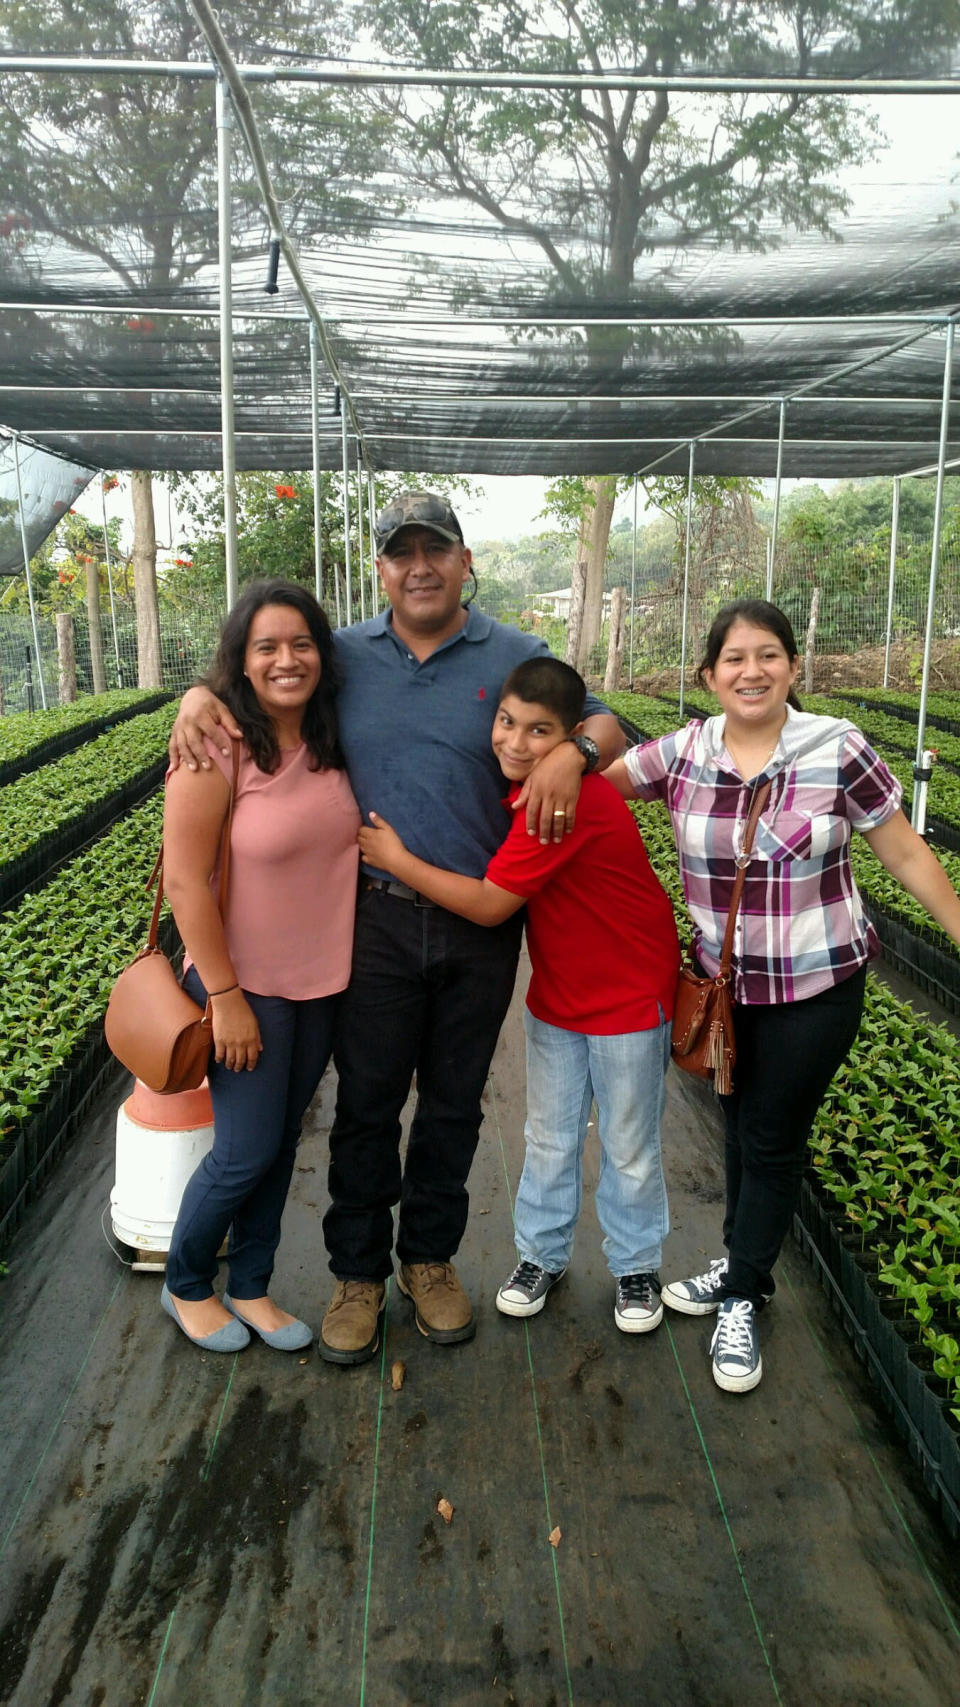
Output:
top-left (606, 600), bottom-right (960, 1395)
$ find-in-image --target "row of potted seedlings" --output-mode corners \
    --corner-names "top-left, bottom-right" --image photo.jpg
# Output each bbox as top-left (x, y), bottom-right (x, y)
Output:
top-left (0, 790), bottom-right (171, 1248)
top-left (0, 687), bottom-right (172, 785)
top-left (0, 702), bottom-right (177, 910)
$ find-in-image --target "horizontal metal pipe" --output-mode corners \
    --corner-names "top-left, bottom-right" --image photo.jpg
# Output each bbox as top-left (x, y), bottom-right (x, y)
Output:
top-left (0, 300), bottom-right (306, 322)
top-left (0, 300), bottom-right (949, 329)
top-left (23, 427), bottom-right (952, 447)
top-left (0, 385), bottom-right (950, 407)
top-left (4, 56), bottom-right (960, 96)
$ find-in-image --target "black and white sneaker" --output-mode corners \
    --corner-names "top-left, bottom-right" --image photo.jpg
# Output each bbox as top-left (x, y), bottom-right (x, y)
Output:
top-left (662, 1257), bottom-right (728, 1316)
top-left (496, 1260), bottom-right (566, 1318)
top-left (710, 1297), bottom-right (762, 1392)
top-left (614, 1271), bottom-right (663, 1334)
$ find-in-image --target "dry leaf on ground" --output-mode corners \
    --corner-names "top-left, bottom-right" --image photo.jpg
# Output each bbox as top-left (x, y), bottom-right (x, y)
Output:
top-left (437, 1497), bottom-right (454, 1524)
top-left (548, 1526), bottom-right (562, 1548)
top-left (390, 1360), bottom-right (405, 1391)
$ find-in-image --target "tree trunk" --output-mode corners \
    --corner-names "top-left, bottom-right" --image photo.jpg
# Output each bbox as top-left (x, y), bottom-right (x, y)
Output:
top-left (565, 532), bottom-right (588, 667)
top-left (56, 613), bottom-right (76, 703)
top-left (576, 474), bottom-right (618, 671)
top-left (603, 585), bottom-right (626, 691)
top-left (805, 586), bottom-right (821, 695)
top-left (131, 470), bottom-right (162, 688)
top-left (85, 557), bottom-right (106, 693)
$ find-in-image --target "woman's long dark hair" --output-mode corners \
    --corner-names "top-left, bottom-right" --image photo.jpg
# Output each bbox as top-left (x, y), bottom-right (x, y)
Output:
top-left (205, 579), bottom-right (344, 773)
top-left (695, 599), bottom-right (803, 712)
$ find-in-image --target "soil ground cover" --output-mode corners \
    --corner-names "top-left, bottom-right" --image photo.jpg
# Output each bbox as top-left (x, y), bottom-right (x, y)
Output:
top-left (0, 965), bottom-right (958, 1707)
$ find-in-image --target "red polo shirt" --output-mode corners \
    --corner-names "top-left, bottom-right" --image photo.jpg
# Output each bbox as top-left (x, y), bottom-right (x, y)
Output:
top-left (486, 774), bottom-right (679, 1035)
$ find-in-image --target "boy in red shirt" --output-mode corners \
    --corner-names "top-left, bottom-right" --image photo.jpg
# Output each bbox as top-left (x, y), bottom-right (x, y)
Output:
top-left (358, 657), bottom-right (680, 1331)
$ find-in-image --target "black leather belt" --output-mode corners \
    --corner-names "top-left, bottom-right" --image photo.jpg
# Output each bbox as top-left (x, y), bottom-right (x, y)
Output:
top-left (362, 876), bottom-right (436, 908)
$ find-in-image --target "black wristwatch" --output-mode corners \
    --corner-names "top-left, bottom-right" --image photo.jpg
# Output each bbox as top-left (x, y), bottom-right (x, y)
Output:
top-left (569, 733), bottom-right (600, 773)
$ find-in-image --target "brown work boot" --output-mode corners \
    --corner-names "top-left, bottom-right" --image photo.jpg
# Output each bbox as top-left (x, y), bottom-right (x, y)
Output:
top-left (397, 1262), bottom-right (476, 1344)
top-left (318, 1280), bottom-right (386, 1365)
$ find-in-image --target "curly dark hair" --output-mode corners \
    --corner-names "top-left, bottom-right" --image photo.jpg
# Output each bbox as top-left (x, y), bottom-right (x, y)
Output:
top-left (696, 599), bottom-right (802, 712)
top-left (204, 579), bottom-right (344, 773)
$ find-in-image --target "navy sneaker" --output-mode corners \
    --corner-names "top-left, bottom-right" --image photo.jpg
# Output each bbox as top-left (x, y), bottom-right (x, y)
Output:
top-left (710, 1297), bottom-right (762, 1392)
top-left (662, 1257), bottom-right (728, 1316)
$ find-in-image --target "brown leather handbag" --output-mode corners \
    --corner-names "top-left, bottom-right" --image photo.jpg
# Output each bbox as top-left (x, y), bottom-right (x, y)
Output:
top-left (105, 747), bottom-right (239, 1093)
top-left (670, 779), bottom-right (771, 1096)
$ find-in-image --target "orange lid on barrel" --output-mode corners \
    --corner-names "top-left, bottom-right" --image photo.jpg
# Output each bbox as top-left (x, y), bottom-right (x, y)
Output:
top-left (125, 1079), bottom-right (213, 1131)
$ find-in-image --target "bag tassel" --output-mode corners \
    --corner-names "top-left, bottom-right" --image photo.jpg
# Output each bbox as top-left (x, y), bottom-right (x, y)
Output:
top-left (709, 1020), bottom-right (733, 1096)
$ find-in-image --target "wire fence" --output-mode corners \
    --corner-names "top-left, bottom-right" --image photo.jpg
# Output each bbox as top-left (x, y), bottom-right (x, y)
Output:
top-left (0, 599), bottom-right (224, 714)
top-left (2, 538), bottom-right (959, 713)
top-left (546, 538), bottom-right (960, 689)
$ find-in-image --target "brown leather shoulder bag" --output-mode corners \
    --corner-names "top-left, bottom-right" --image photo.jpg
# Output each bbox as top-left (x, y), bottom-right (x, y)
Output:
top-left (670, 778), bottom-right (771, 1096)
top-left (105, 745), bottom-right (240, 1093)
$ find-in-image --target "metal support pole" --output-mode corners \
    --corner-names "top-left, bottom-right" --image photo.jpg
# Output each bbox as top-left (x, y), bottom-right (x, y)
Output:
top-left (215, 75), bottom-right (239, 612)
top-left (309, 321), bottom-right (323, 605)
top-left (678, 443), bottom-right (695, 722)
top-left (356, 457), bottom-right (366, 622)
top-left (340, 401), bottom-right (352, 626)
top-left (12, 435), bottom-right (47, 708)
top-left (367, 470), bottom-right (378, 615)
top-left (628, 474), bottom-right (638, 687)
top-left (883, 476), bottom-right (901, 689)
top-left (913, 320), bottom-right (955, 830)
top-left (767, 398), bottom-right (786, 600)
top-left (100, 480), bottom-right (122, 686)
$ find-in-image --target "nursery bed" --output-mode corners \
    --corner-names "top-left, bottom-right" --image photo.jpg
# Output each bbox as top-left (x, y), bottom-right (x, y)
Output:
top-left (0, 967), bottom-right (957, 1707)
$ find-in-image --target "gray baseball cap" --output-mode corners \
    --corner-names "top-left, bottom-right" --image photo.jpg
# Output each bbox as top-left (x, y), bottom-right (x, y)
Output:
top-left (374, 490), bottom-right (465, 554)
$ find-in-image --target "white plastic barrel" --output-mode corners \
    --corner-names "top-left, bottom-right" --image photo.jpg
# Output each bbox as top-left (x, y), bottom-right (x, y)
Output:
top-left (110, 1079), bottom-right (214, 1271)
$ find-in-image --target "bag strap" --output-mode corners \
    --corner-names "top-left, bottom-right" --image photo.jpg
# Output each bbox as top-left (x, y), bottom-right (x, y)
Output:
top-left (717, 777), bottom-right (772, 977)
top-left (145, 741), bottom-right (241, 950)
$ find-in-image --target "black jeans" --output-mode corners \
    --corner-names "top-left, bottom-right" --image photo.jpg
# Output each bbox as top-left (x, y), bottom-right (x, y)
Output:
top-left (719, 964), bottom-right (867, 1308)
top-left (323, 886), bottom-right (524, 1280)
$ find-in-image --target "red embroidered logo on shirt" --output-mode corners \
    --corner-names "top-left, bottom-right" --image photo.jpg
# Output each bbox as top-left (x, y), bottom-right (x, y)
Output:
top-left (478, 687), bottom-right (486, 699)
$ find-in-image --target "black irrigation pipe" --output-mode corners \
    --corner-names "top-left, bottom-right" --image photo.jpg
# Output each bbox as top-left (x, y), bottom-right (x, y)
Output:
top-left (0, 915), bottom-right (182, 1256)
top-left (0, 693), bottom-right (173, 788)
top-left (0, 758), bottom-right (168, 914)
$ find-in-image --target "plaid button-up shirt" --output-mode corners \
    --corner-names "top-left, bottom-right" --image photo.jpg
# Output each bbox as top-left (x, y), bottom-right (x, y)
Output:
top-left (623, 707), bottom-right (902, 1006)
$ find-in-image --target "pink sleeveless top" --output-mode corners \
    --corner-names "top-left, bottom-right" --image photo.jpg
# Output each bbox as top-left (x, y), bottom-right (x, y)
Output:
top-left (178, 737), bottom-right (360, 1000)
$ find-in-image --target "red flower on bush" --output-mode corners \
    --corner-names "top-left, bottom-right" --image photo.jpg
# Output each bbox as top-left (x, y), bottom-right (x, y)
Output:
top-left (174, 557), bottom-right (193, 568)
top-left (102, 475), bottom-right (119, 493)
top-left (274, 483), bottom-right (298, 500)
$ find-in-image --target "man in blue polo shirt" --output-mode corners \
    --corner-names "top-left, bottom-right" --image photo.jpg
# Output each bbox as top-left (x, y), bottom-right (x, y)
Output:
top-left (169, 491), bottom-right (623, 1364)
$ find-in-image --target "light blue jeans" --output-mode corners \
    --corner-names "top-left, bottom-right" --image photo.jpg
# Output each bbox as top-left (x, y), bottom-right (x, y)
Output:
top-left (514, 1008), bottom-right (671, 1278)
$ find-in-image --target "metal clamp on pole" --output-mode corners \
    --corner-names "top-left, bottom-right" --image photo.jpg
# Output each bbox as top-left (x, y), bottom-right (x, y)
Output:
top-left (912, 749), bottom-right (936, 839)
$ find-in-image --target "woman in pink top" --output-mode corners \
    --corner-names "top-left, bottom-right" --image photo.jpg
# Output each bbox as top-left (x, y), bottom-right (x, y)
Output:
top-left (161, 580), bottom-right (360, 1354)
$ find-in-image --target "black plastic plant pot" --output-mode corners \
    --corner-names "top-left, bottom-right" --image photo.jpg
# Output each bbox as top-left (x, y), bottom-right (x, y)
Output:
top-left (795, 1174), bottom-right (960, 1539)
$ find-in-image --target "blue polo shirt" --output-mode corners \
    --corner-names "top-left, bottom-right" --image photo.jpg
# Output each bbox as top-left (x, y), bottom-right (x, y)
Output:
top-left (332, 606), bottom-right (611, 878)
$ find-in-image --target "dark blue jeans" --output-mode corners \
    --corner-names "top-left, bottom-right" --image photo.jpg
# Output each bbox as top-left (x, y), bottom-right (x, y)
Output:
top-left (323, 885), bottom-right (524, 1280)
top-left (719, 964), bottom-right (867, 1308)
top-left (165, 967), bottom-right (337, 1301)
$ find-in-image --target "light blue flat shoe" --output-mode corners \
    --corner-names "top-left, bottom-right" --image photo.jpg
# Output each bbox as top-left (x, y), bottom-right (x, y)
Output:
top-left (224, 1294), bottom-right (314, 1351)
top-left (161, 1283), bottom-right (250, 1353)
